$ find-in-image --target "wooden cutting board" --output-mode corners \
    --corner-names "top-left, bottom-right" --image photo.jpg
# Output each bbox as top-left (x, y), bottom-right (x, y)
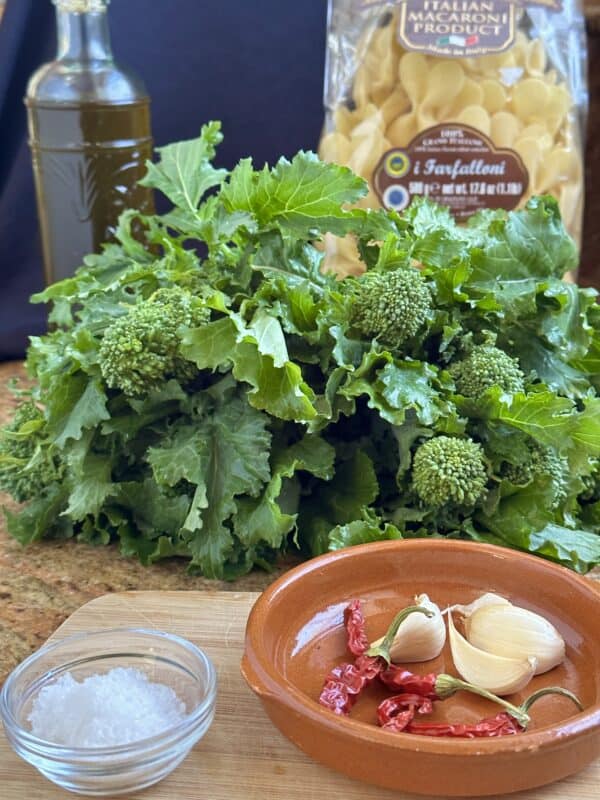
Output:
top-left (1, 591), bottom-right (598, 800)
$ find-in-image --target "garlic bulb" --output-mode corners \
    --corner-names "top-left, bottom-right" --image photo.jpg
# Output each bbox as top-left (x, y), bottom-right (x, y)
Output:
top-left (450, 592), bottom-right (511, 617)
top-left (448, 612), bottom-right (537, 695)
top-left (464, 604), bottom-right (565, 675)
top-left (370, 593), bottom-right (446, 662)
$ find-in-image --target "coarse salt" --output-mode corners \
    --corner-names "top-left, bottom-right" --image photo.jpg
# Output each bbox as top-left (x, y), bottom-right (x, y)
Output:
top-left (27, 666), bottom-right (187, 747)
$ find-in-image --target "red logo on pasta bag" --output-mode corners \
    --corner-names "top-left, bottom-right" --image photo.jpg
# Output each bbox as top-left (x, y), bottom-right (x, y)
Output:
top-left (373, 123), bottom-right (529, 219)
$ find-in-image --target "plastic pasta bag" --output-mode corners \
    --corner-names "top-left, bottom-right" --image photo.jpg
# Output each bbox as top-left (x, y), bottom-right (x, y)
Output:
top-left (319, 0), bottom-right (587, 275)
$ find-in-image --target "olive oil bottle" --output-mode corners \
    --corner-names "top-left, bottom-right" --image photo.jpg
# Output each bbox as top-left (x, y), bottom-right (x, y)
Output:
top-left (25, 0), bottom-right (154, 284)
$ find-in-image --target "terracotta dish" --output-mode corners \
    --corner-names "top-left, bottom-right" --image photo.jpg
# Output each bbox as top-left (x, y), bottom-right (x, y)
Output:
top-left (241, 540), bottom-right (600, 796)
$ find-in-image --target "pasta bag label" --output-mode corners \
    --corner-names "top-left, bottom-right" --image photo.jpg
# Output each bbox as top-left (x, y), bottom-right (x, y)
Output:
top-left (398, 0), bottom-right (516, 58)
top-left (372, 124), bottom-right (528, 217)
top-left (320, 1), bottom-right (586, 255)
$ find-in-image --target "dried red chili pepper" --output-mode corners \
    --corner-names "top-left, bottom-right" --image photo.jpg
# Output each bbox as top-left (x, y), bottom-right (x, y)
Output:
top-left (344, 599), bottom-right (369, 657)
top-left (391, 687), bottom-right (583, 738)
top-left (379, 667), bottom-right (438, 698)
top-left (319, 655), bottom-right (384, 715)
top-left (378, 668), bottom-right (530, 725)
top-left (354, 653), bottom-right (383, 680)
top-left (319, 601), bottom-right (432, 715)
top-left (378, 693), bottom-right (434, 732)
top-left (406, 712), bottom-right (522, 738)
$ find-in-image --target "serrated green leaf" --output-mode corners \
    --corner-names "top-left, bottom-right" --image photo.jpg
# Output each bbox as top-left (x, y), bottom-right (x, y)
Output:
top-left (183, 315), bottom-right (317, 422)
top-left (63, 454), bottom-right (117, 520)
top-left (115, 480), bottom-right (191, 561)
top-left (251, 234), bottom-right (333, 292)
top-left (469, 196), bottom-right (578, 282)
top-left (329, 515), bottom-right (402, 550)
top-left (300, 449), bottom-right (379, 556)
top-left (539, 282), bottom-right (596, 361)
top-left (147, 396), bottom-right (271, 577)
top-left (4, 485), bottom-right (71, 544)
top-left (496, 392), bottom-right (575, 444)
top-left (340, 350), bottom-right (458, 428)
top-left (528, 524), bottom-right (600, 573)
top-left (233, 434), bottom-right (334, 549)
top-left (140, 122), bottom-right (226, 213)
top-left (378, 361), bottom-right (454, 427)
top-left (246, 311), bottom-right (289, 368)
top-left (46, 376), bottom-right (110, 448)
top-left (508, 333), bottom-right (591, 400)
top-left (572, 399), bottom-right (600, 457)
top-left (181, 317), bottom-right (238, 370)
top-left (221, 151), bottom-right (369, 236)
top-left (232, 342), bottom-right (317, 421)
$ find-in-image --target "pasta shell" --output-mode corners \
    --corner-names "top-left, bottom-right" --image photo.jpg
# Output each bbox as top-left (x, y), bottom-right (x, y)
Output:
top-left (558, 182), bottom-right (583, 242)
top-left (350, 111), bottom-right (384, 140)
top-left (440, 79), bottom-right (484, 118)
top-left (348, 129), bottom-right (387, 179)
top-left (387, 112), bottom-right (418, 147)
top-left (319, 131), bottom-right (352, 164)
top-left (491, 111), bottom-right (522, 148)
top-left (525, 39), bottom-right (547, 76)
top-left (353, 65), bottom-right (372, 109)
top-left (422, 61), bottom-right (465, 110)
top-left (513, 137), bottom-right (543, 187)
top-left (511, 78), bottom-right (550, 121)
top-left (380, 88), bottom-right (411, 125)
top-left (481, 80), bottom-right (507, 114)
top-left (455, 105), bottom-right (491, 136)
top-left (546, 85), bottom-right (572, 121)
top-left (399, 52), bottom-right (429, 107)
top-left (537, 147), bottom-right (581, 193)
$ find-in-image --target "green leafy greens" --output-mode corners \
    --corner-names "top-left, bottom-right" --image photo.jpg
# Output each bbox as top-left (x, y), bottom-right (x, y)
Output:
top-left (2, 122), bottom-right (600, 577)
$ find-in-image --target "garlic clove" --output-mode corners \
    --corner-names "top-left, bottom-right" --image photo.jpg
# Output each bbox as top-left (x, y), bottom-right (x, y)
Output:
top-left (451, 592), bottom-right (511, 617)
top-left (370, 593), bottom-right (446, 663)
top-left (464, 604), bottom-right (565, 675)
top-left (448, 612), bottom-right (537, 695)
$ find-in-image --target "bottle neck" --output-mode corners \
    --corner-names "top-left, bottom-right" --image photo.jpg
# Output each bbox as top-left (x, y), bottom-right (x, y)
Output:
top-left (56, 7), bottom-right (113, 63)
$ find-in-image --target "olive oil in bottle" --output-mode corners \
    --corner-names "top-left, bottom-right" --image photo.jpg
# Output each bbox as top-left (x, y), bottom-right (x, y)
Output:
top-left (25, 0), bottom-right (154, 284)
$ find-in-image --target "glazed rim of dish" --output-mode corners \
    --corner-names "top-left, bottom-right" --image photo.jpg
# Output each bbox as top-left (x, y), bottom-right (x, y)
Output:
top-left (244, 540), bottom-right (600, 755)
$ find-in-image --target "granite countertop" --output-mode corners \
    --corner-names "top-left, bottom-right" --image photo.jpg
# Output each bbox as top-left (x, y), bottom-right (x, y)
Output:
top-left (1, 362), bottom-right (599, 686)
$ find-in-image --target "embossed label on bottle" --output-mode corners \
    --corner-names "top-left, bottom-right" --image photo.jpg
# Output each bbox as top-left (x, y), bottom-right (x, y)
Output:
top-left (373, 123), bottom-right (528, 219)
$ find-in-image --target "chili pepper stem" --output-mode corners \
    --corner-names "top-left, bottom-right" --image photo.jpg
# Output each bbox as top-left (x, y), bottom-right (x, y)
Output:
top-left (366, 606), bottom-right (434, 665)
top-left (521, 686), bottom-right (584, 715)
top-left (435, 675), bottom-right (531, 728)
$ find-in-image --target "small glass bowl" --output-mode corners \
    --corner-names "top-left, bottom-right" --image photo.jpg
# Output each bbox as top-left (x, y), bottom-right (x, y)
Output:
top-left (0, 628), bottom-right (217, 796)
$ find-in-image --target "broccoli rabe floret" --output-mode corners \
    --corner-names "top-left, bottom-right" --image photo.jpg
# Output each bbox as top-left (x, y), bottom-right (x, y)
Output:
top-left (350, 267), bottom-right (432, 347)
top-left (412, 435), bottom-right (488, 508)
top-left (502, 441), bottom-right (568, 509)
top-left (99, 287), bottom-right (210, 396)
top-left (0, 402), bottom-right (63, 502)
top-left (450, 343), bottom-right (525, 400)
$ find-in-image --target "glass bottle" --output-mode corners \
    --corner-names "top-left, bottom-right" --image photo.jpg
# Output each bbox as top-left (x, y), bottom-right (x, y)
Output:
top-left (25, 0), bottom-right (154, 284)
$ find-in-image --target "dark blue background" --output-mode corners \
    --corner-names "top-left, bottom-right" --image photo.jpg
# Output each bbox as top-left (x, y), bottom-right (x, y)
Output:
top-left (0, 0), bottom-right (327, 359)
